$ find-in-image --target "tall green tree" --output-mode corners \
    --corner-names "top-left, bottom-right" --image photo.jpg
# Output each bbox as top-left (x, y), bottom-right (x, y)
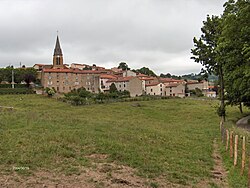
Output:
top-left (136, 67), bottom-right (156, 77)
top-left (191, 15), bottom-right (226, 121)
top-left (109, 83), bottom-right (118, 93)
top-left (118, 62), bottom-right (130, 71)
top-left (219, 0), bottom-right (250, 111)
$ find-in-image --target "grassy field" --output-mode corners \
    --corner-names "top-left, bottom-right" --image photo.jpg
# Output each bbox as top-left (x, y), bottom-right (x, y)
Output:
top-left (0, 94), bottom-right (248, 187)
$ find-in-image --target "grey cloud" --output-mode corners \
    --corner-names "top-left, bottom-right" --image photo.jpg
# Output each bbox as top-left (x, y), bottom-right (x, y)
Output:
top-left (0, 0), bottom-right (226, 74)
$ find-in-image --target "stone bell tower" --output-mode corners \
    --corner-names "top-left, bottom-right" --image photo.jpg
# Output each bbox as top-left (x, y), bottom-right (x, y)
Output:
top-left (53, 35), bottom-right (64, 68)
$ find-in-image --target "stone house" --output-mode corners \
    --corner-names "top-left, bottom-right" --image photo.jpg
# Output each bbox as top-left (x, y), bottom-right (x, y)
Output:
top-left (187, 80), bottom-right (209, 91)
top-left (165, 83), bottom-right (185, 98)
top-left (107, 76), bottom-right (143, 97)
top-left (146, 83), bottom-right (165, 96)
top-left (145, 82), bottom-right (185, 98)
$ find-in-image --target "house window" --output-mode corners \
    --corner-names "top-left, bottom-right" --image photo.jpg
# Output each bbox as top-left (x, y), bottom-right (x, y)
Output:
top-left (57, 73), bottom-right (59, 79)
top-left (173, 93), bottom-right (175, 96)
top-left (170, 90), bottom-right (172, 92)
top-left (124, 84), bottom-right (126, 87)
top-left (151, 89), bottom-right (153, 92)
top-left (160, 88), bottom-right (162, 91)
top-left (154, 93), bottom-right (155, 95)
top-left (119, 85), bottom-right (121, 88)
top-left (57, 87), bottom-right (59, 91)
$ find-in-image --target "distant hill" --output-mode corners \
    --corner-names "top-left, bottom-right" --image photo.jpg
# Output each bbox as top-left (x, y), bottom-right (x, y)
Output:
top-left (160, 73), bottom-right (218, 82)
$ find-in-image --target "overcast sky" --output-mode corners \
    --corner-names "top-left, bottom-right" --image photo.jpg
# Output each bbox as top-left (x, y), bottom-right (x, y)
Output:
top-left (0, 0), bottom-right (226, 75)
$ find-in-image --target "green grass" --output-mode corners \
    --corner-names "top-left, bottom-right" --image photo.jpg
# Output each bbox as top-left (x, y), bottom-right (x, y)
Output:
top-left (0, 94), bottom-right (247, 186)
top-left (220, 106), bottom-right (250, 188)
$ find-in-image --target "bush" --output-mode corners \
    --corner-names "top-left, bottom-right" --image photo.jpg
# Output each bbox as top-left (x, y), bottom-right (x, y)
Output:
top-left (68, 96), bottom-right (86, 106)
top-left (45, 87), bottom-right (56, 97)
top-left (0, 88), bottom-right (35, 95)
top-left (0, 84), bottom-right (27, 88)
top-left (190, 88), bottom-right (204, 97)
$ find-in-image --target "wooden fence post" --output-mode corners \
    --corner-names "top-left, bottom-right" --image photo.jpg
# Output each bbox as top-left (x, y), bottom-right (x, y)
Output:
top-left (234, 135), bottom-right (238, 166)
top-left (230, 131), bottom-right (234, 158)
top-left (220, 120), bottom-right (223, 131)
top-left (248, 155), bottom-right (250, 188)
top-left (241, 136), bottom-right (246, 175)
top-left (226, 130), bottom-right (229, 151)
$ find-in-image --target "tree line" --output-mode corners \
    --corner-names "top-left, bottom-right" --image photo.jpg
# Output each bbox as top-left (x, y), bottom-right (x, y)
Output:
top-left (0, 66), bottom-right (38, 87)
top-left (191, 0), bottom-right (250, 120)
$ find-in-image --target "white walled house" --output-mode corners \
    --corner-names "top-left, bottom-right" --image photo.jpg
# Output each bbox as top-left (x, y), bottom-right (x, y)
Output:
top-left (100, 74), bottom-right (117, 92)
top-left (146, 82), bottom-right (185, 98)
top-left (139, 77), bottom-right (157, 94)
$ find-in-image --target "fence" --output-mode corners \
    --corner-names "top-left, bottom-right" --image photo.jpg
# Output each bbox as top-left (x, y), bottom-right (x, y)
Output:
top-left (220, 121), bottom-right (249, 186)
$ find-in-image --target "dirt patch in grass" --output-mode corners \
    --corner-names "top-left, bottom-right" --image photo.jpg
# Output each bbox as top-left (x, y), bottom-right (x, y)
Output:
top-left (0, 161), bottom-right (185, 188)
top-left (211, 138), bottom-right (228, 188)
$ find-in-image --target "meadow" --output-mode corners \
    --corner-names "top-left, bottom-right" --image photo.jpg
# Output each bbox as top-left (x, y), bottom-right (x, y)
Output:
top-left (0, 94), bottom-right (248, 187)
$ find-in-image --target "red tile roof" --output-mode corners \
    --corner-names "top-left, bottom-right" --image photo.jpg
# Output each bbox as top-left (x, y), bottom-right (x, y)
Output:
top-left (43, 68), bottom-right (102, 74)
top-left (187, 81), bottom-right (201, 84)
top-left (100, 74), bottom-right (117, 79)
top-left (187, 80), bottom-right (206, 84)
top-left (145, 82), bottom-right (160, 87)
top-left (138, 77), bottom-right (155, 81)
top-left (159, 78), bottom-right (183, 83)
top-left (137, 73), bottom-right (148, 77)
top-left (106, 76), bottom-right (133, 83)
top-left (208, 85), bottom-right (215, 89)
top-left (165, 83), bottom-right (182, 88)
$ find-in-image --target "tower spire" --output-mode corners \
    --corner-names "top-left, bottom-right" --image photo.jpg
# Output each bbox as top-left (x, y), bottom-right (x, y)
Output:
top-left (54, 35), bottom-right (63, 56)
top-left (53, 34), bottom-right (64, 68)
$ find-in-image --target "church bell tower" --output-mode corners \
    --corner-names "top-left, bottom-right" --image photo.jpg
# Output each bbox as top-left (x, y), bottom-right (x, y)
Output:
top-left (53, 35), bottom-right (64, 69)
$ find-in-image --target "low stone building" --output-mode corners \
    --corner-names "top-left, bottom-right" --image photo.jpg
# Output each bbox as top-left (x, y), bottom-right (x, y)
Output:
top-left (107, 76), bottom-right (143, 97)
top-left (187, 80), bottom-right (209, 91)
top-left (145, 82), bottom-right (185, 98)
top-left (165, 83), bottom-right (185, 98)
top-left (146, 83), bottom-right (165, 96)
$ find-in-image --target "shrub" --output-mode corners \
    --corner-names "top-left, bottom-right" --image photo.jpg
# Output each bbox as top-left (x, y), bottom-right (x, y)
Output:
top-left (45, 87), bottom-right (56, 97)
top-left (68, 96), bottom-right (86, 106)
top-left (0, 88), bottom-right (34, 95)
top-left (0, 84), bottom-right (27, 88)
